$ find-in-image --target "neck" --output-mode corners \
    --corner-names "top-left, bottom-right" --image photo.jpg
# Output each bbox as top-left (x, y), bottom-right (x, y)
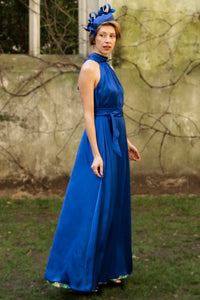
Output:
top-left (93, 50), bottom-right (108, 57)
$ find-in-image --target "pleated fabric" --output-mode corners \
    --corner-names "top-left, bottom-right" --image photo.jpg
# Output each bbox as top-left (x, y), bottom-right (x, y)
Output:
top-left (45, 52), bottom-right (133, 292)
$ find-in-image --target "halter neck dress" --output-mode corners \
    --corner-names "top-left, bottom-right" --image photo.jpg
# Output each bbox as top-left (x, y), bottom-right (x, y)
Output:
top-left (45, 52), bottom-right (133, 292)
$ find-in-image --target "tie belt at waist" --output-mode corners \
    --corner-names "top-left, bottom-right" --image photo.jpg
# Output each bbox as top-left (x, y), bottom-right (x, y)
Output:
top-left (94, 107), bottom-right (123, 157)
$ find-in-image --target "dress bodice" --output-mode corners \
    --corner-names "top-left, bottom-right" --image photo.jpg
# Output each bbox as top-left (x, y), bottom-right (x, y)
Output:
top-left (85, 52), bottom-right (124, 109)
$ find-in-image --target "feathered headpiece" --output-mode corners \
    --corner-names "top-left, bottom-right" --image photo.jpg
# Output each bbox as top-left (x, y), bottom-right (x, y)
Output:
top-left (84, 4), bottom-right (115, 38)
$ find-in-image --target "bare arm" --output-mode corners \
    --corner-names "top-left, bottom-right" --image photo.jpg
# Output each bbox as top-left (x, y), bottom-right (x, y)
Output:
top-left (78, 60), bottom-right (103, 178)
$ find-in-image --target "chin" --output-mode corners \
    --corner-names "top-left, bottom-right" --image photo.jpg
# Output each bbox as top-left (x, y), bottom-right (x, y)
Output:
top-left (102, 48), bottom-right (112, 55)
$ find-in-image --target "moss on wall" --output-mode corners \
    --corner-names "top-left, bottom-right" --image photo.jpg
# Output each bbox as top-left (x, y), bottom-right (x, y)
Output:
top-left (112, 0), bottom-right (200, 181)
top-left (1, 0), bottom-right (200, 195)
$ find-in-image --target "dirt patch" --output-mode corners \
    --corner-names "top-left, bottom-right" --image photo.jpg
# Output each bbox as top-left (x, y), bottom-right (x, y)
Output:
top-left (0, 175), bottom-right (69, 199)
top-left (131, 173), bottom-right (200, 195)
top-left (0, 173), bottom-right (200, 199)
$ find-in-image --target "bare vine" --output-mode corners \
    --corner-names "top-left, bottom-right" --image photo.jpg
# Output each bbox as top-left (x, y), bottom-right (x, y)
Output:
top-left (1, 3), bottom-right (200, 191)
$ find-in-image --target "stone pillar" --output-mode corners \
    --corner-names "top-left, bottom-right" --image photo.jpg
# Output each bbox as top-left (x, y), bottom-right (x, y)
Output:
top-left (29, 0), bottom-right (40, 56)
top-left (78, 0), bottom-right (88, 57)
top-left (78, 0), bottom-right (112, 57)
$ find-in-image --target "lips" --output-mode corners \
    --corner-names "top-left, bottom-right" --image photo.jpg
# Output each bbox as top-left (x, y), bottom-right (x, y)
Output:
top-left (103, 46), bottom-right (111, 50)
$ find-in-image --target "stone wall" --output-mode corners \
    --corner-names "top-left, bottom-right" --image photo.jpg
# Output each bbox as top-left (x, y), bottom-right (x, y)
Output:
top-left (0, 0), bottom-right (200, 197)
top-left (113, 0), bottom-right (200, 194)
top-left (0, 55), bottom-right (84, 197)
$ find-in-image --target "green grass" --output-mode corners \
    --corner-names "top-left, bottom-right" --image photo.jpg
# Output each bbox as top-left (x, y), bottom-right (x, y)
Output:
top-left (0, 196), bottom-right (200, 300)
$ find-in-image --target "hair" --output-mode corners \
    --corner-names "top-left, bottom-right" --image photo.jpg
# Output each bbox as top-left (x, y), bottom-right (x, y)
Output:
top-left (89, 21), bottom-right (121, 46)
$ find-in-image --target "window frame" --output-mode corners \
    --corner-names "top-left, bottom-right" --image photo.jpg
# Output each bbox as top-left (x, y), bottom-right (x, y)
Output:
top-left (29, 0), bottom-right (112, 57)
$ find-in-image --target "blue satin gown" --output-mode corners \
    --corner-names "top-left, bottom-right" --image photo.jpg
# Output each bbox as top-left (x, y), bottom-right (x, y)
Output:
top-left (45, 52), bottom-right (133, 292)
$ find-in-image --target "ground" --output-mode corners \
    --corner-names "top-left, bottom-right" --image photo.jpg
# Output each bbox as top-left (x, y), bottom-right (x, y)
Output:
top-left (0, 173), bottom-right (200, 199)
top-left (1, 195), bottom-right (200, 299)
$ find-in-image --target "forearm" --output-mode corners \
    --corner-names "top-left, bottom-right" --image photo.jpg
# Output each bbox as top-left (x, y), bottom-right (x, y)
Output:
top-left (84, 111), bottom-right (100, 158)
top-left (127, 138), bottom-right (131, 148)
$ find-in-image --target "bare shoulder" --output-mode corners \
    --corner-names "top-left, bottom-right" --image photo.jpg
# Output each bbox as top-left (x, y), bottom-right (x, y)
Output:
top-left (81, 60), bottom-right (99, 75)
top-left (79, 60), bottom-right (100, 86)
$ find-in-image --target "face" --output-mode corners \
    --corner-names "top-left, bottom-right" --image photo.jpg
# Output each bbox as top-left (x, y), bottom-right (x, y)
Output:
top-left (93, 25), bottom-right (116, 56)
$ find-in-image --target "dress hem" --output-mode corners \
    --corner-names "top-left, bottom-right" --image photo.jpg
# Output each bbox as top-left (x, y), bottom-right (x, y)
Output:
top-left (46, 272), bottom-right (132, 292)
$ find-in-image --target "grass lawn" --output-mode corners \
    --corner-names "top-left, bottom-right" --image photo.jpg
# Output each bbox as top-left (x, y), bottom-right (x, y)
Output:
top-left (0, 195), bottom-right (200, 300)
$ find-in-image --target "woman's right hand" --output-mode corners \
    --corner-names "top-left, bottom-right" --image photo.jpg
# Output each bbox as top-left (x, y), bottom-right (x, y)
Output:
top-left (91, 155), bottom-right (103, 178)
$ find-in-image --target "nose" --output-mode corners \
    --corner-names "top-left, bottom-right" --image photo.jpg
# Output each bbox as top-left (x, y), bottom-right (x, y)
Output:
top-left (105, 35), bottom-right (110, 42)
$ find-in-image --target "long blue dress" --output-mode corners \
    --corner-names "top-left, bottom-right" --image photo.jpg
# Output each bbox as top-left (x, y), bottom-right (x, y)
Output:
top-left (45, 52), bottom-right (133, 292)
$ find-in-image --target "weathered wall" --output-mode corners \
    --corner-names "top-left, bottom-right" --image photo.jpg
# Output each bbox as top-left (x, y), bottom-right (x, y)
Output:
top-left (0, 55), bottom-right (84, 197)
top-left (113, 0), bottom-right (200, 194)
top-left (0, 0), bottom-right (200, 197)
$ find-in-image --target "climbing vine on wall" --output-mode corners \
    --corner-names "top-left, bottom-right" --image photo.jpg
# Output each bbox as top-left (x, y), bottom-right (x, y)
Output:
top-left (0, 3), bottom-right (200, 194)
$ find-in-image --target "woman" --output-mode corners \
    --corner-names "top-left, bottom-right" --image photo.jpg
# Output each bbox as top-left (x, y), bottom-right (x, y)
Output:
top-left (45, 4), bottom-right (140, 293)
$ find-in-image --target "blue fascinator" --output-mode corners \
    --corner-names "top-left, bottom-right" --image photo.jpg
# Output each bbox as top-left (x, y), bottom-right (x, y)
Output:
top-left (84, 4), bottom-right (115, 38)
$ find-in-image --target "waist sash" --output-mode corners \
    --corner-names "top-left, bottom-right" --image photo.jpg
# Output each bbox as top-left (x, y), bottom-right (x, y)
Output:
top-left (94, 107), bottom-right (123, 157)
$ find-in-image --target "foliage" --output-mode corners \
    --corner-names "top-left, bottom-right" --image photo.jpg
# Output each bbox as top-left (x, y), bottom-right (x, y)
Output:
top-left (0, 0), bottom-right (29, 53)
top-left (40, 0), bottom-right (78, 54)
top-left (0, 0), bottom-right (78, 54)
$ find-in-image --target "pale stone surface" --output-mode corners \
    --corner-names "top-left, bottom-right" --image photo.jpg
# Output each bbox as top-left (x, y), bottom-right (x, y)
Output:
top-left (112, 0), bottom-right (200, 186)
top-left (29, 0), bottom-right (40, 56)
top-left (0, 55), bottom-right (84, 182)
top-left (115, 0), bottom-right (200, 11)
top-left (0, 0), bottom-right (200, 195)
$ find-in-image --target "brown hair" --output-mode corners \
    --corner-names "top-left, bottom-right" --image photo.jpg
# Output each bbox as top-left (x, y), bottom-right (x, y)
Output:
top-left (89, 21), bottom-right (121, 46)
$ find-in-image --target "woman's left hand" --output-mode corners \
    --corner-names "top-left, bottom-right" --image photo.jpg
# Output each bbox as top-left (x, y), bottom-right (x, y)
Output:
top-left (127, 140), bottom-right (141, 161)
